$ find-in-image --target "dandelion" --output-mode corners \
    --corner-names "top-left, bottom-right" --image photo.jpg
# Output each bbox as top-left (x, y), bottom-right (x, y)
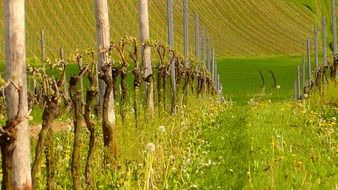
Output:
top-left (276, 85), bottom-right (280, 89)
top-left (184, 159), bottom-right (192, 166)
top-left (56, 145), bottom-right (63, 151)
top-left (159, 125), bottom-right (165, 133)
top-left (303, 94), bottom-right (308, 99)
top-left (169, 155), bottom-right (175, 160)
top-left (145, 143), bottom-right (155, 153)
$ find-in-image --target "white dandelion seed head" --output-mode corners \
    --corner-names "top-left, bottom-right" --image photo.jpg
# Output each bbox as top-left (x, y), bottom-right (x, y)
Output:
top-left (169, 155), bottom-right (175, 160)
top-left (159, 125), bottom-right (166, 133)
top-left (303, 94), bottom-right (308, 99)
top-left (276, 85), bottom-right (280, 89)
top-left (145, 143), bottom-right (155, 153)
top-left (184, 159), bottom-right (192, 165)
top-left (56, 145), bottom-right (63, 151)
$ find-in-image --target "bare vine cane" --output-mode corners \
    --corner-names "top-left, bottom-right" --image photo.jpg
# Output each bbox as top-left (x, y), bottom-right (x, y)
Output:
top-left (69, 53), bottom-right (88, 190)
top-left (156, 42), bottom-right (166, 114)
top-left (83, 50), bottom-right (98, 186)
top-left (115, 38), bottom-right (129, 124)
top-left (98, 50), bottom-right (118, 169)
top-left (130, 38), bottom-right (142, 128)
top-left (32, 59), bottom-right (67, 190)
top-left (168, 49), bottom-right (177, 114)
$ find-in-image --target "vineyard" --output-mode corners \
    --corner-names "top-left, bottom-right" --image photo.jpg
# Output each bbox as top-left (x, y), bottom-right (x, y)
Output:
top-left (0, 0), bottom-right (337, 190)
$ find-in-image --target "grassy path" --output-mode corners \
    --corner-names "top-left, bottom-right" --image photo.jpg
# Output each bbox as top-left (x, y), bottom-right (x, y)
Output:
top-left (192, 101), bottom-right (337, 189)
top-left (194, 106), bottom-right (251, 189)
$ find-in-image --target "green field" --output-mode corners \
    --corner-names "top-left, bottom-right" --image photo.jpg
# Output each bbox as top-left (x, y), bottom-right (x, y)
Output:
top-left (218, 57), bottom-right (302, 103)
top-left (0, 0), bottom-right (319, 58)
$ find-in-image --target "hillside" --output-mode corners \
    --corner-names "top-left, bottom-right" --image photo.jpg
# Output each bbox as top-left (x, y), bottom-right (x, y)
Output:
top-left (0, 0), bottom-right (320, 58)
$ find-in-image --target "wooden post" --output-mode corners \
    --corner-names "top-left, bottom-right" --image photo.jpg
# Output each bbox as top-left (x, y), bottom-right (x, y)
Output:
top-left (195, 14), bottom-right (200, 90)
top-left (139, 0), bottom-right (154, 115)
top-left (214, 61), bottom-right (217, 89)
top-left (306, 38), bottom-right (312, 88)
top-left (302, 56), bottom-right (306, 95)
top-left (332, 0), bottom-right (337, 56)
top-left (183, 0), bottom-right (189, 66)
top-left (60, 48), bottom-right (68, 98)
top-left (294, 80), bottom-right (297, 100)
top-left (297, 65), bottom-right (301, 99)
top-left (195, 14), bottom-right (199, 64)
top-left (167, 0), bottom-right (176, 114)
top-left (212, 48), bottom-right (215, 85)
top-left (332, 0), bottom-right (338, 78)
top-left (323, 16), bottom-right (328, 67)
top-left (94, 0), bottom-right (116, 161)
top-left (202, 28), bottom-right (206, 67)
top-left (183, 0), bottom-right (189, 101)
top-left (217, 73), bottom-right (220, 93)
top-left (207, 41), bottom-right (212, 72)
top-left (40, 30), bottom-right (46, 69)
top-left (3, 0), bottom-right (32, 189)
top-left (314, 26), bottom-right (319, 72)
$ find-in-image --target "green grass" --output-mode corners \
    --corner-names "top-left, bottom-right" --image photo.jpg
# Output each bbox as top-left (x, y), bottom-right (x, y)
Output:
top-left (218, 56), bottom-right (303, 103)
top-left (190, 97), bottom-right (337, 189)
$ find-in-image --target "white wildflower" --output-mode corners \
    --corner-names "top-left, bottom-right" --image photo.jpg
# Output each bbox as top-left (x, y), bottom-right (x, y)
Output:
top-left (303, 94), bottom-right (308, 99)
top-left (276, 85), bottom-right (280, 89)
top-left (145, 143), bottom-right (155, 153)
top-left (190, 184), bottom-right (198, 189)
top-left (169, 155), bottom-right (175, 160)
top-left (56, 145), bottom-right (63, 151)
top-left (184, 159), bottom-right (192, 166)
top-left (159, 125), bottom-right (165, 133)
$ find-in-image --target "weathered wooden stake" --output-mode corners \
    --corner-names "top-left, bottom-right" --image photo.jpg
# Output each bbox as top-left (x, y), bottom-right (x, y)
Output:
top-left (323, 16), bottom-right (328, 68)
top-left (332, 0), bottom-right (337, 56)
top-left (94, 0), bottom-right (117, 164)
top-left (60, 48), bottom-right (68, 98)
top-left (302, 56), bottom-right (306, 95)
top-left (212, 48), bottom-right (215, 86)
top-left (297, 65), bottom-right (301, 99)
top-left (195, 14), bottom-right (200, 90)
top-left (167, 0), bottom-right (176, 114)
top-left (202, 28), bottom-right (206, 68)
top-left (3, 0), bottom-right (32, 189)
top-left (183, 0), bottom-right (189, 66)
top-left (294, 80), bottom-right (297, 100)
top-left (332, 0), bottom-right (338, 78)
top-left (314, 26), bottom-right (319, 72)
top-left (195, 14), bottom-right (200, 64)
top-left (40, 30), bottom-right (46, 70)
top-left (306, 38), bottom-right (312, 89)
top-left (139, 0), bottom-right (154, 116)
